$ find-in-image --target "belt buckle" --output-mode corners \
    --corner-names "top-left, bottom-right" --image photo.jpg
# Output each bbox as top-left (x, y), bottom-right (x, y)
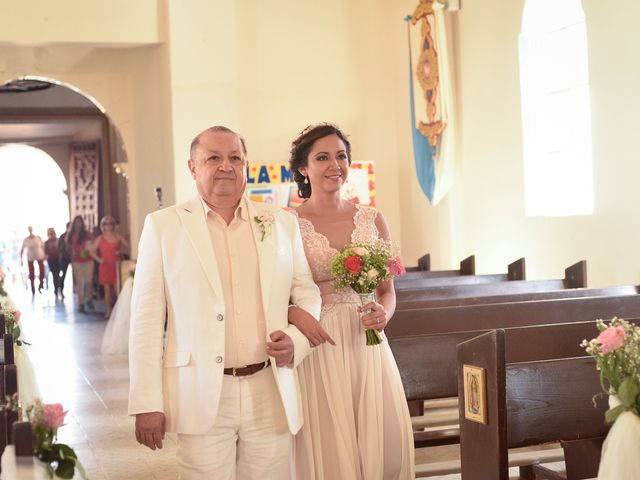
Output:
top-left (231, 367), bottom-right (240, 377)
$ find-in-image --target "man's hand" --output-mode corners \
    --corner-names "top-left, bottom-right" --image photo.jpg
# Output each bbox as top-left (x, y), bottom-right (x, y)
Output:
top-left (288, 306), bottom-right (335, 347)
top-left (135, 412), bottom-right (166, 450)
top-left (267, 330), bottom-right (294, 367)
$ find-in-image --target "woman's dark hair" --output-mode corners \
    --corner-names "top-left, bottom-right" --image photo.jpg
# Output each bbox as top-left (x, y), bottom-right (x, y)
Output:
top-left (289, 123), bottom-right (351, 199)
top-left (68, 215), bottom-right (87, 245)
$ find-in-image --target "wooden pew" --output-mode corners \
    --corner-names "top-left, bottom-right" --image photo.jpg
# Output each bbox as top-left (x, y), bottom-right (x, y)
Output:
top-left (397, 285), bottom-right (640, 310)
top-left (390, 320), bottom-right (616, 442)
top-left (387, 293), bottom-right (640, 337)
top-left (0, 362), bottom-right (17, 463)
top-left (1, 422), bottom-right (41, 479)
top-left (457, 330), bottom-right (607, 480)
top-left (404, 254), bottom-right (476, 277)
top-left (396, 257), bottom-right (531, 290)
top-left (396, 260), bottom-right (584, 299)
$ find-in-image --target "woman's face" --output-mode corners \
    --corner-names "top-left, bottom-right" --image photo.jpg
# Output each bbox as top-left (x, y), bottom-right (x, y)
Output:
top-left (299, 134), bottom-right (349, 195)
top-left (73, 217), bottom-right (84, 230)
top-left (102, 220), bottom-right (115, 232)
top-left (47, 229), bottom-right (56, 238)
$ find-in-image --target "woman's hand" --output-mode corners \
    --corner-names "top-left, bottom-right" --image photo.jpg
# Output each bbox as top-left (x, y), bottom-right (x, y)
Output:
top-left (359, 301), bottom-right (389, 330)
top-left (288, 306), bottom-right (335, 347)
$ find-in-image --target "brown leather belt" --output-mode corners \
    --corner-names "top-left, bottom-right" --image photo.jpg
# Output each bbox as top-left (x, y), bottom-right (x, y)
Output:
top-left (224, 360), bottom-right (270, 377)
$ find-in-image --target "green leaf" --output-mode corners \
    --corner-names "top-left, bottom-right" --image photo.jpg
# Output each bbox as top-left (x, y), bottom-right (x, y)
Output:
top-left (618, 377), bottom-right (640, 408)
top-left (55, 458), bottom-right (76, 479)
top-left (605, 404), bottom-right (626, 424)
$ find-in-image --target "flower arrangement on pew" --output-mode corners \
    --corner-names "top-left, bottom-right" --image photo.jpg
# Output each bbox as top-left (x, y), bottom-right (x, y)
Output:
top-left (1, 395), bottom-right (86, 479)
top-left (2, 307), bottom-right (31, 347)
top-left (581, 317), bottom-right (640, 422)
top-left (330, 240), bottom-right (406, 345)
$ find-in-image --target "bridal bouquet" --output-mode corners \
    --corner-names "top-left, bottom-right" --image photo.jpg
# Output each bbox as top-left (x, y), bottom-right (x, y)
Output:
top-left (581, 317), bottom-right (640, 423)
top-left (330, 240), bottom-right (406, 345)
top-left (0, 396), bottom-right (86, 479)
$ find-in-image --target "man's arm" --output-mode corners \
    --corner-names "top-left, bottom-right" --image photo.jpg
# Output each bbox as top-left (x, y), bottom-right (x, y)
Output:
top-left (281, 214), bottom-right (322, 367)
top-left (128, 214), bottom-right (167, 416)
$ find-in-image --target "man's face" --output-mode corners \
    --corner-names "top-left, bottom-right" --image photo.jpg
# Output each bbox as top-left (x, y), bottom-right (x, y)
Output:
top-left (188, 131), bottom-right (248, 205)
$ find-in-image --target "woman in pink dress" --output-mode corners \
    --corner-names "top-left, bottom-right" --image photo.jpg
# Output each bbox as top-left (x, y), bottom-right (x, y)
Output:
top-left (90, 216), bottom-right (128, 318)
top-left (288, 123), bottom-right (414, 479)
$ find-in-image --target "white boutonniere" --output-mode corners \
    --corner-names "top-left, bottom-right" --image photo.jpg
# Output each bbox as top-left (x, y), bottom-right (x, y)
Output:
top-left (254, 212), bottom-right (275, 241)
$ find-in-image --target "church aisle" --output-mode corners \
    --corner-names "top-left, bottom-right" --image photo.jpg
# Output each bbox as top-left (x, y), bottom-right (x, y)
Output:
top-left (11, 285), bottom-right (178, 479)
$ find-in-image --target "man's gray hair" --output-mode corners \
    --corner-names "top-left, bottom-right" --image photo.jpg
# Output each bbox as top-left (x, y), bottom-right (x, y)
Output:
top-left (189, 126), bottom-right (248, 159)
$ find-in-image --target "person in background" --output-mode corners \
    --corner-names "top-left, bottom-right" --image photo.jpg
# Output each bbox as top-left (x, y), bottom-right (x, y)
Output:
top-left (90, 216), bottom-right (129, 319)
top-left (57, 222), bottom-right (71, 298)
top-left (44, 228), bottom-right (63, 299)
top-left (66, 216), bottom-right (94, 312)
top-left (20, 226), bottom-right (46, 295)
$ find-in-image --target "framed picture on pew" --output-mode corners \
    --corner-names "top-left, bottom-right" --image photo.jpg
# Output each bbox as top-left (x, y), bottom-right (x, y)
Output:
top-left (463, 364), bottom-right (487, 424)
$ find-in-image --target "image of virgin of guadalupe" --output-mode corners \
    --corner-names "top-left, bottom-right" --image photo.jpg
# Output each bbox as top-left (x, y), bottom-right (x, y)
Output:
top-left (467, 372), bottom-right (480, 415)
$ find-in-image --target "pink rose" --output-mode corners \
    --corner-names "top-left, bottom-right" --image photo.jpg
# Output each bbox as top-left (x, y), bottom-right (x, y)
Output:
top-left (344, 256), bottom-right (363, 274)
top-left (43, 403), bottom-right (67, 430)
top-left (387, 257), bottom-right (406, 277)
top-left (14, 311), bottom-right (21, 322)
top-left (596, 326), bottom-right (626, 354)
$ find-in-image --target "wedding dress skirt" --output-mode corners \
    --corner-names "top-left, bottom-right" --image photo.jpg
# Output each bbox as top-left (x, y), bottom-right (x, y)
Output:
top-left (101, 277), bottom-right (133, 355)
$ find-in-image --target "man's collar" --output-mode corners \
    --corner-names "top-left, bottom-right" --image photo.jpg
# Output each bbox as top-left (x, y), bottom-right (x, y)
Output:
top-left (200, 196), bottom-right (249, 222)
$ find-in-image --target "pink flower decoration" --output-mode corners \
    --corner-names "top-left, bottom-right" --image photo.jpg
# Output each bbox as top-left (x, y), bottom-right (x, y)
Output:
top-left (387, 257), bottom-right (406, 277)
top-left (596, 326), bottom-right (626, 354)
top-left (43, 403), bottom-right (67, 430)
top-left (14, 311), bottom-right (21, 322)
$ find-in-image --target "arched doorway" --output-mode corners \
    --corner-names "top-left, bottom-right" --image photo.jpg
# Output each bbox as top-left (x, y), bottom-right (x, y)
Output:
top-left (0, 77), bottom-right (131, 303)
top-left (0, 144), bottom-right (69, 283)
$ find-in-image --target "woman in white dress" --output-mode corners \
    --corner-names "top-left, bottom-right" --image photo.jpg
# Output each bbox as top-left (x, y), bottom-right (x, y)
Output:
top-left (288, 123), bottom-right (414, 479)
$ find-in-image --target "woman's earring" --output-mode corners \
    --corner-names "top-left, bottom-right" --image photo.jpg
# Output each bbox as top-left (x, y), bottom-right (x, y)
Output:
top-left (303, 176), bottom-right (309, 185)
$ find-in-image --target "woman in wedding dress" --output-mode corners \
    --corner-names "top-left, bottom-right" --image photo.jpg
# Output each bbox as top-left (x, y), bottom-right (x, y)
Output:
top-left (288, 123), bottom-right (414, 479)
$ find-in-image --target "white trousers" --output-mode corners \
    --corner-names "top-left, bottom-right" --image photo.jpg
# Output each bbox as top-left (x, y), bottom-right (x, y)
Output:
top-left (177, 367), bottom-right (291, 480)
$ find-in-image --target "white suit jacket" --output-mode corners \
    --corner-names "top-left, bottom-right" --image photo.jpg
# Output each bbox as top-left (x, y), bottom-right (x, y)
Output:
top-left (128, 196), bottom-right (321, 434)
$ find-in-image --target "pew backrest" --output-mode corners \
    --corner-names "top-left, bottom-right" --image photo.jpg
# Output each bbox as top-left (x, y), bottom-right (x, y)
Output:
top-left (388, 294), bottom-right (640, 337)
top-left (397, 285), bottom-right (640, 310)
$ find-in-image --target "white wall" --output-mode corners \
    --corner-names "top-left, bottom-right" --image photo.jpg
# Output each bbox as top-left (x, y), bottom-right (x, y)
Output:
top-left (0, 0), bottom-right (159, 46)
top-left (410, 0), bottom-right (640, 286)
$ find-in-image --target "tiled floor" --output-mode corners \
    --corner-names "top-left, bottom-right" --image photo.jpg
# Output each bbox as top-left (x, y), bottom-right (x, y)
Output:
top-left (7, 279), bottom-right (566, 480)
top-left (8, 280), bottom-right (178, 479)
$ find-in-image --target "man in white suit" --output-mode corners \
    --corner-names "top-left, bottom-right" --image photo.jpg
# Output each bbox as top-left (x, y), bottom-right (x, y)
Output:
top-left (128, 126), bottom-right (322, 479)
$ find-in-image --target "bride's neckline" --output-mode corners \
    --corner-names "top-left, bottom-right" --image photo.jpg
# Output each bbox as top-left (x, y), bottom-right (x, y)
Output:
top-left (295, 204), bottom-right (363, 253)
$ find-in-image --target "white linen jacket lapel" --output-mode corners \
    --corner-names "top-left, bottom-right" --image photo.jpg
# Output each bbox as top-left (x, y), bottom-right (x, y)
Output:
top-left (246, 200), bottom-right (276, 317)
top-left (176, 196), bottom-right (224, 300)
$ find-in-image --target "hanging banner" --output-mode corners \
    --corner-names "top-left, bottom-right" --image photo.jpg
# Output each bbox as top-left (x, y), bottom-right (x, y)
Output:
top-left (70, 141), bottom-right (100, 230)
top-left (245, 161), bottom-right (376, 207)
top-left (406, 0), bottom-right (455, 205)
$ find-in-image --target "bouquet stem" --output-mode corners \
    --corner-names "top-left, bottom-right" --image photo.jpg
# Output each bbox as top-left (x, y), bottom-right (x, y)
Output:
top-left (358, 292), bottom-right (383, 346)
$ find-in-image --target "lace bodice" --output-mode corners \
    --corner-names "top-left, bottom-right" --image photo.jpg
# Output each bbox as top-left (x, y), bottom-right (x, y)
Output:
top-left (295, 205), bottom-right (379, 306)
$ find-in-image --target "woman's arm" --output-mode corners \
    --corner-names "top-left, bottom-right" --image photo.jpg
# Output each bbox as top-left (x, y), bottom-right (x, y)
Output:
top-left (89, 235), bottom-right (103, 263)
top-left (361, 210), bottom-right (397, 330)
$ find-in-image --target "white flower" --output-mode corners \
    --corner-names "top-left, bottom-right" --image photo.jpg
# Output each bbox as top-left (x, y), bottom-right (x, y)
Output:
top-left (366, 269), bottom-right (379, 281)
top-left (352, 247), bottom-right (369, 256)
top-left (254, 212), bottom-right (275, 241)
